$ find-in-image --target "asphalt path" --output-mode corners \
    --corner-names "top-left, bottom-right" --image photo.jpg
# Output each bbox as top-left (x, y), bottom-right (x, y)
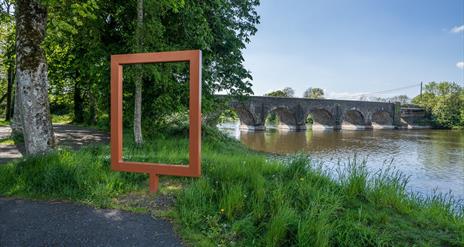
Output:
top-left (0, 197), bottom-right (184, 247)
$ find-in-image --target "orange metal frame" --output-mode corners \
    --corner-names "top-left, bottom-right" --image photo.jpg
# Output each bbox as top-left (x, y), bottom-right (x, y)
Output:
top-left (110, 50), bottom-right (202, 192)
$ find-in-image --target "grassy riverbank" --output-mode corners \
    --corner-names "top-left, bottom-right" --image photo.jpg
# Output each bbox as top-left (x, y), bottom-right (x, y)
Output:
top-left (0, 128), bottom-right (462, 246)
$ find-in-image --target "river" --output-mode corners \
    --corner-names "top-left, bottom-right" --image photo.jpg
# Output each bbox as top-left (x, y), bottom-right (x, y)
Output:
top-left (218, 121), bottom-right (464, 203)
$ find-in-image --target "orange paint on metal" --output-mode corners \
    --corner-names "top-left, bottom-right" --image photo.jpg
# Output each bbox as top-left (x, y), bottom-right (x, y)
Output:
top-left (149, 173), bottom-right (159, 193)
top-left (110, 50), bottom-right (202, 192)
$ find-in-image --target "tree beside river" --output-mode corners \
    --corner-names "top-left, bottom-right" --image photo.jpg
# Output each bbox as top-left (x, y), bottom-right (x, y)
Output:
top-left (412, 81), bottom-right (464, 129)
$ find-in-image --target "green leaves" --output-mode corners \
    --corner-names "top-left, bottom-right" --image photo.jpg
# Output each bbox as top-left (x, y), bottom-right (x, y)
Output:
top-left (412, 81), bottom-right (464, 128)
top-left (265, 87), bottom-right (295, 97)
top-left (303, 87), bottom-right (325, 99)
top-left (41, 0), bottom-right (260, 126)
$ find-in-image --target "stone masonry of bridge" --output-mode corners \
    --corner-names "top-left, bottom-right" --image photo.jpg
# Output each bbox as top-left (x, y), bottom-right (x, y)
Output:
top-left (225, 96), bottom-right (404, 131)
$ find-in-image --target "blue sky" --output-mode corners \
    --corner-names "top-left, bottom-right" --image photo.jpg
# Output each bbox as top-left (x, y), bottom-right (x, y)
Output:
top-left (242, 0), bottom-right (464, 99)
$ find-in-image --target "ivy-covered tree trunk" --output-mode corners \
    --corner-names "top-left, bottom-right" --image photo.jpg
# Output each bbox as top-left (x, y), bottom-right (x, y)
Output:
top-left (15, 0), bottom-right (54, 154)
top-left (133, 0), bottom-right (143, 145)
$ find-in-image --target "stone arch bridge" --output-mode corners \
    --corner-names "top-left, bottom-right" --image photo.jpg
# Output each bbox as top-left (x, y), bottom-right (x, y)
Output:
top-left (222, 96), bottom-right (403, 131)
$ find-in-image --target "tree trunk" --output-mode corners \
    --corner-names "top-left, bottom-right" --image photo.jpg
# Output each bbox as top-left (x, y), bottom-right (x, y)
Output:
top-left (5, 65), bottom-right (14, 121)
top-left (134, 77), bottom-right (143, 144)
top-left (15, 0), bottom-right (54, 154)
top-left (133, 0), bottom-right (143, 145)
top-left (73, 81), bottom-right (84, 123)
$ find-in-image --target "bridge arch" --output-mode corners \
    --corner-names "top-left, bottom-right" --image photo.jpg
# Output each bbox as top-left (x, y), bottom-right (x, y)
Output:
top-left (372, 111), bottom-right (394, 129)
top-left (306, 108), bottom-right (336, 130)
top-left (222, 95), bottom-right (403, 131)
top-left (342, 109), bottom-right (366, 130)
top-left (267, 107), bottom-right (302, 131)
top-left (231, 106), bottom-right (264, 131)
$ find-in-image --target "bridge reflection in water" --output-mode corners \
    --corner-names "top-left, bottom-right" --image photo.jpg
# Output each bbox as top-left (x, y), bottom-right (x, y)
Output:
top-left (218, 122), bottom-right (464, 202)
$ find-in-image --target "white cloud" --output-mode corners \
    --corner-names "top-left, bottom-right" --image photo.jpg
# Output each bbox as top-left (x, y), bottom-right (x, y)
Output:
top-left (451, 25), bottom-right (464, 33)
top-left (457, 61), bottom-right (464, 70)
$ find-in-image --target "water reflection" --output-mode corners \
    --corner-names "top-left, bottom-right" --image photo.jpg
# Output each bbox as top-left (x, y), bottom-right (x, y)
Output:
top-left (218, 121), bottom-right (464, 202)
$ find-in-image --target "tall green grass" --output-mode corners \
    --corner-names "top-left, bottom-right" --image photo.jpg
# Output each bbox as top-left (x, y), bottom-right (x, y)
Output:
top-left (0, 145), bottom-right (147, 207)
top-left (177, 153), bottom-right (463, 246)
top-left (0, 127), bottom-right (462, 246)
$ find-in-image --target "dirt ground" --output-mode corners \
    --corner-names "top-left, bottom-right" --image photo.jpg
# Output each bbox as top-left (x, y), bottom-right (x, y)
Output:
top-left (0, 124), bottom-right (109, 164)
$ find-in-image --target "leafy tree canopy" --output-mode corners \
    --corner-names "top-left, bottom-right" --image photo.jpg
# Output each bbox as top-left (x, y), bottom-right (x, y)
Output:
top-left (4, 0), bottom-right (261, 127)
top-left (303, 87), bottom-right (324, 99)
top-left (265, 87), bottom-right (294, 97)
top-left (412, 81), bottom-right (463, 128)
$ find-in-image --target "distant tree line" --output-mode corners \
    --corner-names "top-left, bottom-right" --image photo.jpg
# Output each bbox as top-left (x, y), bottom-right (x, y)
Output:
top-left (264, 87), bottom-right (295, 97)
top-left (365, 95), bottom-right (410, 105)
top-left (264, 87), bottom-right (325, 99)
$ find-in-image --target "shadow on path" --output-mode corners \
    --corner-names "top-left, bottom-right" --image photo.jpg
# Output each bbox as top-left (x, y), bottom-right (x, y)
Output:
top-left (0, 124), bottom-right (109, 164)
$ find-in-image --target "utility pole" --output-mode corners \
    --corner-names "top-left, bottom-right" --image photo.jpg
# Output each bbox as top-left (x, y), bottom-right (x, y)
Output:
top-left (420, 81), bottom-right (423, 99)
